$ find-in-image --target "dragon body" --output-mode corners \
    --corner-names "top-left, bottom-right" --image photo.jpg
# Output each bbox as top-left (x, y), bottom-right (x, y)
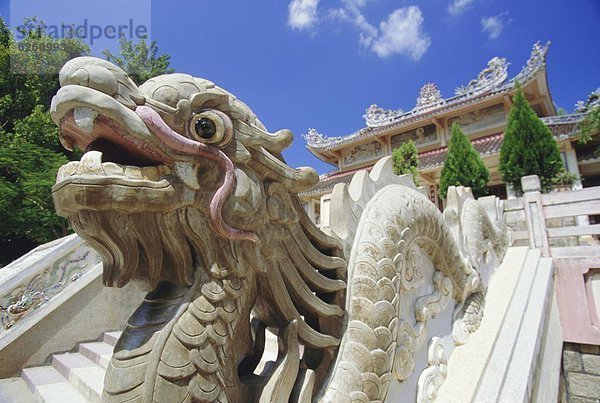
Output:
top-left (51, 57), bottom-right (506, 402)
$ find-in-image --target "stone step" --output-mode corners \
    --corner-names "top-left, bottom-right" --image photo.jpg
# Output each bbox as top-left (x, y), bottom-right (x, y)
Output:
top-left (22, 366), bottom-right (88, 403)
top-left (0, 376), bottom-right (36, 402)
top-left (52, 353), bottom-right (104, 403)
top-left (79, 341), bottom-right (114, 369)
top-left (102, 331), bottom-right (121, 347)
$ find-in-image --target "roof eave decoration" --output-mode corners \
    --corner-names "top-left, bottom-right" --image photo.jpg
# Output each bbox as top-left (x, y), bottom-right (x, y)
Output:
top-left (455, 57), bottom-right (509, 97)
top-left (302, 129), bottom-right (345, 160)
top-left (304, 41), bottom-right (550, 152)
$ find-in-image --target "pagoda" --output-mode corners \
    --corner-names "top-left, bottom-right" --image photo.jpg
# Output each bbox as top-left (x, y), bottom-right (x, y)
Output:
top-left (302, 42), bottom-right (598, 226)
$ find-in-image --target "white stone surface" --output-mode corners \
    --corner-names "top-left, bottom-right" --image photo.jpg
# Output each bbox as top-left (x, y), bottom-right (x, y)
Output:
top-left (521, 175), bottom-right (541, 193)
top-left (0, 377), bottom-right (35, 402)
top-left (1, 330), bottom-right (120, 403)
top-left (434, 247), bottom-right (560, 403)
top-left (531, 289), bottom-right (563, 403)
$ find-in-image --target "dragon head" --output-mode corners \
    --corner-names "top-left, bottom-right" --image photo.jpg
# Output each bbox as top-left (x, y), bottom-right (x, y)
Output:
top-left (51, 57), bottom-right (320, 289)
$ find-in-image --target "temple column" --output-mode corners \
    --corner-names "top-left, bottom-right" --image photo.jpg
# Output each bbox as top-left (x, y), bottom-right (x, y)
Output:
top-left (305, 199), bottom-right (316, 224)
top-left (563, 145), bottom-right (589, 227)
top-left (563, 145), bottom-right (583, 190)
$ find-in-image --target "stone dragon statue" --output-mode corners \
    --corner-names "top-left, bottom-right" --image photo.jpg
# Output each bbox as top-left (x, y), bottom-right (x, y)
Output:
top-left (51, 57), bottom-right (507, 402)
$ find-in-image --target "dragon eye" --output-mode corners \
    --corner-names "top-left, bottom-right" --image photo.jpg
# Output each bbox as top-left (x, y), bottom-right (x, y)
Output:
top-left (189, 110), bottom-right (233, 145)
top-left (195, 118), bottom-right (216, 139)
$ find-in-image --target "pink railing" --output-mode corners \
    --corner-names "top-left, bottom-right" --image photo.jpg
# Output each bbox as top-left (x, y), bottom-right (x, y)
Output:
top-left (520, 175), bottom-right (600, 345)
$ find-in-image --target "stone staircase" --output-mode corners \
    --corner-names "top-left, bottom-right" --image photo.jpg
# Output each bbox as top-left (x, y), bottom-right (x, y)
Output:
top-left (0, 331), bottom-right (120, 403)
top-left (0, 326), bottom-right (280, 402)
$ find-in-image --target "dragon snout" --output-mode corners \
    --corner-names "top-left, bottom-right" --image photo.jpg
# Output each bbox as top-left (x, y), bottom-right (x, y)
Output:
top-left (58, 56), bottom-right (142, 109)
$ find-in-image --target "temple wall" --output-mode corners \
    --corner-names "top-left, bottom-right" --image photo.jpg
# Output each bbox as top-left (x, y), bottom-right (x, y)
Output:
top-left (561, 343), bottom-right (600, 402)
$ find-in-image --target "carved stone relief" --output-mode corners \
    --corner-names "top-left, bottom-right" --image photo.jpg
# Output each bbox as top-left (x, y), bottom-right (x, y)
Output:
top-left (416, 337), bottom-right (448, 402)
top-left (448, 104), bottom-right (505, 135)
top-left (391, 124), bottom-right (438, 150)
top-left (0, 244), bottom-right (99, 332)
top-left (343, 141), bottom-right (383, 166)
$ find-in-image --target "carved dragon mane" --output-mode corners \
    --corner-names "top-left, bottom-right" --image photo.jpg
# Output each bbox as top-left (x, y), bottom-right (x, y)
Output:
top-left (51, 57), bottom-right (507, 402)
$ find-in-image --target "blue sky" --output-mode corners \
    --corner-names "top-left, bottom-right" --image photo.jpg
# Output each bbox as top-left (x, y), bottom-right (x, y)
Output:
top-left (1, 0), bottom-right (599, 174)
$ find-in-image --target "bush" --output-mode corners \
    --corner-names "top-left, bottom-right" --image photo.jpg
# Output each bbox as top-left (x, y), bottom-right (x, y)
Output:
top-left (392, 139), bottom-right (419, 185)
top-left (499, 86), bottom-right (563, 194)
top-left (440, 122), bottom-right (490, 199)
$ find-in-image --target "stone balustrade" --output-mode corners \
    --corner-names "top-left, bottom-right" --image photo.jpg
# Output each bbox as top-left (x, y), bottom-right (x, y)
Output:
top-left (0, 234), bottom-right (145, 378)
top-left (0, 234), bottom-right (100, 338)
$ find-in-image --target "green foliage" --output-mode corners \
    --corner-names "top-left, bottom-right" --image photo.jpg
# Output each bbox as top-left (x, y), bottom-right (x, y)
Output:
top-left (551, 169), bottom-right (579, 187)
top-left (440, 122), bottom-right (490, 199)
top-left (103, 36), bottom-right (174, 85)
top-left (578, 106), bottom-right (600, 144)
top-left (0, 17), bottom-right (175, 264)
top-left (0, 17), bottom-right (89, 133)
top-left (392, 140), bottom-right (419, 184)
top-left (0, 141), bottom-right (69, 243)
top-left (0, 16), bottom-right (88, 263)
top-left (499, 87), bottom-right (563, 194)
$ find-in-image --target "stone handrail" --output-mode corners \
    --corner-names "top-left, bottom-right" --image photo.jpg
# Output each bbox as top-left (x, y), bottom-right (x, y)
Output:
top-left (520, 175), bottom-right (600, 258)
top-left (0, 234), bottom-right (102, 344)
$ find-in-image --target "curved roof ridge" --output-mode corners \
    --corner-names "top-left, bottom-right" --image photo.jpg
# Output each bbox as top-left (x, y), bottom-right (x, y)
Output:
top-left (305, 41), bottom-right (551, 152)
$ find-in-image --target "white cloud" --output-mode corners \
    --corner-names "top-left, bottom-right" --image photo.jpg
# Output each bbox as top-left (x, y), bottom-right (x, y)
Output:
top-left (329, 0), bottom-right (378, 45)
top-left (288, 0), bottom-right (320, 31)
top-left (371, 7), bottom-right (431, 60)
top-left (447, 0), bottom-right (476, 16)
top-left (290, 1), bottom-right (431, 60)
top-left (481, 13), bottom-right (508, 40)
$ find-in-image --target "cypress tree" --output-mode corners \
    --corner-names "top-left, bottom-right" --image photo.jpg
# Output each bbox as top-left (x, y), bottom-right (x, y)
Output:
top-left (440, 122), bottom-right (490, 199)
top-left (499, 87), bottom-right (563, 194)
top-left (392, 139), bottom-right (419, 185)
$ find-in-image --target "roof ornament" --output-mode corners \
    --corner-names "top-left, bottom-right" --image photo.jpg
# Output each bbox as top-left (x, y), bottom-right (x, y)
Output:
top-left (512, 41), bottom-right (550, 84)
top-left (416, 82), bottom-right (444, 111)
top-left (455, 57), bottom-right (509, 96)
top-left (302, 128), bottom-right (342, 147)
top-left (364, 104), bottom-right (405, 127)
top-left (574, 87), bottom-right (600, 113)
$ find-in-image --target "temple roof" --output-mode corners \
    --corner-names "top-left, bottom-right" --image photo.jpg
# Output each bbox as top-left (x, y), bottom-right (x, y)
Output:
top-left (303, 41), bottom-right (552, 156)
top-left (301, 113), bottom-right (584, 197)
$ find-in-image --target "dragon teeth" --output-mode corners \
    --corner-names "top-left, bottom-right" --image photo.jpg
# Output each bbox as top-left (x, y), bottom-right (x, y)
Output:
top-left (124, 166), bottom-right (143, 179)
top-left (141, 167), bottom-right (159, 180)
top-left (56, 161), bottom-right (79, 181)
top-left (79, 151), bottom-right (104, 175)
top-left (55, 157), bottom-right (169, 182)
top-left (103, 162), bottom-right (125, 176)
top-left (73, 107), bottom-right (98, 133)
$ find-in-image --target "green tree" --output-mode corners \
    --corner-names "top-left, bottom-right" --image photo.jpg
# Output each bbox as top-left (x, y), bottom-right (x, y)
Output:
top-left (0, 142), bottom-right (69, 243)
top-left (576, 89), bottom-right (600, 144)
top-left (0, 17), bottom-right (176, 265)
top-left (0, 17), bottom-right (89, 133)
top-left (0, 17), bottom-right (88, 264)
top-left (440, 122), bottom-right (490, 199)
top-left (103, 36), bottom-right (174, 85)
top-left (392, 139), bottom-right (419, 185)
top-left (499, 87), bottom-right (563, 194)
